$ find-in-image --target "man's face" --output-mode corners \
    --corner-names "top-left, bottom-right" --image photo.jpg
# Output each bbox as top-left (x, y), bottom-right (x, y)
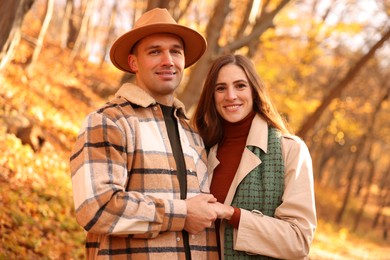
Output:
top-left (128, 33), bottom-right (185, 105)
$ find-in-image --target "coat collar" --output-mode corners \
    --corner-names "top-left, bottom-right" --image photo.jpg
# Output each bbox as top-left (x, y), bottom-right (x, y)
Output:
top-left (208, 114), bottom-right (269, 190)
top-left (115, 83), bottom-right (188, 119)
top-left (247, 114), bottom-right (268, 153)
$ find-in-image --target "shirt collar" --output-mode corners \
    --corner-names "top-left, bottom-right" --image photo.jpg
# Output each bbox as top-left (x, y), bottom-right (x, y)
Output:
top-left (115, 83), bottom-right (188, 119)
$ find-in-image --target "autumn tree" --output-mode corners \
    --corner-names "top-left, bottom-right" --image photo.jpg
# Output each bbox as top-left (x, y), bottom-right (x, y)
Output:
top-left (25, 0), bottom-right (55, 75)
top-left (297, 27), bottom-right (390, 140)
top-left (177, 0), bottom-right (291, 111)
top-left (335, 83), bottom-right (390, 224)
top-left (0, 0), bottom-right (35, 71)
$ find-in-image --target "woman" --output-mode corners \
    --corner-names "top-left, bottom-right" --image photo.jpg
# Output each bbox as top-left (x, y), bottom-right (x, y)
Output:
top-left (192, 54), bottom-right (317, 259)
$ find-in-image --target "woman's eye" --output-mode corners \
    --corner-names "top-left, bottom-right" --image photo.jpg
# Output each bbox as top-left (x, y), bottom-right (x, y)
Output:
top-left (215, 86), bottom-right (225, 92)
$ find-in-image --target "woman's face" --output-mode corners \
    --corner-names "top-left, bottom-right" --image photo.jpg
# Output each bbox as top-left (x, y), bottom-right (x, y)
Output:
top-left (214, 64), bottom-right (253, 123)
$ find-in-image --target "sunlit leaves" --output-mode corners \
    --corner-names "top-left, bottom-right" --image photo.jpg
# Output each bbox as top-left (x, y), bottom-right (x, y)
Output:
top-left (1, 0), bottom-right (389, 258)
top-left (0, 131), bottom-right (83, 258)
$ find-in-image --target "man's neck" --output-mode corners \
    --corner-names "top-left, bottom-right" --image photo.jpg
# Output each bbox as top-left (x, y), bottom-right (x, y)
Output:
top-left (134, 82), bottom-right (175, 106)
top-left (157, 97), bottom-right (174, 106)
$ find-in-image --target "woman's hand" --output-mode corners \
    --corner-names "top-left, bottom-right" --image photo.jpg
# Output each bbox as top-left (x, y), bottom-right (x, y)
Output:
top-left (209, 202), bottom-right (235, 220)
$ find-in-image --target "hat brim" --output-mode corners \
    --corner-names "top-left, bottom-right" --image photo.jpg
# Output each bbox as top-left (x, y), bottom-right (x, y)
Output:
top-left (110, 24), bottom-right (207, 73)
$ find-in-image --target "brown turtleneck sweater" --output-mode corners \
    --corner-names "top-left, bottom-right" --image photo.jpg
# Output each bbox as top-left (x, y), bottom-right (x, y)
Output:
top-left (210, 110), bottom-right (256, 249)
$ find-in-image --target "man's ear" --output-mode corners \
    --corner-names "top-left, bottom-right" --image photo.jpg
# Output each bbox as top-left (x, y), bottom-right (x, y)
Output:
top-left (128, 55), bottom-right (138, 72)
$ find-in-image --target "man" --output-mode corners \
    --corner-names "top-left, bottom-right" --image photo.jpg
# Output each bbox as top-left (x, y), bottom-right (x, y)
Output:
top-left (70, 8), bottom-right (218, 259)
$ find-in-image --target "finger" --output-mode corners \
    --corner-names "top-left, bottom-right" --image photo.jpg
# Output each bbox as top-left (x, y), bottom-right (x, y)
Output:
top-left (208, 197), bottom-right (217, 203)
top-left (201, 193), bottom-right (216, 202)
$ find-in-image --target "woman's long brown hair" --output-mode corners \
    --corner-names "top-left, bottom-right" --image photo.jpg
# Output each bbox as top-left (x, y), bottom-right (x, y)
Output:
top-left (192, 54), bottom-right (290, 149)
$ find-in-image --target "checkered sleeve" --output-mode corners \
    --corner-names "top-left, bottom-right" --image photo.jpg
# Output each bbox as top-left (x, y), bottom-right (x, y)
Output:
top-left (70, 110), bottom-right (186, 237)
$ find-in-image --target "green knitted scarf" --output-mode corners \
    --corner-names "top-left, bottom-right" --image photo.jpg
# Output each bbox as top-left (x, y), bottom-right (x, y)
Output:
top-left (224, 127), bottom-right (284, 259)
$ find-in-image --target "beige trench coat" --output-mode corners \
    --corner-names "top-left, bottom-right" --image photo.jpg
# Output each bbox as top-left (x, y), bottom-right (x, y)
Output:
top-left (208, 115), bottom-right (317, 260)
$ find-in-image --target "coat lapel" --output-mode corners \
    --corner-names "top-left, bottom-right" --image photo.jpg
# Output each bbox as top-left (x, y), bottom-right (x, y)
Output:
top-left (224, 148), bottom-right (260, 205)
top-left (208, 115), bottom-right (269, 205)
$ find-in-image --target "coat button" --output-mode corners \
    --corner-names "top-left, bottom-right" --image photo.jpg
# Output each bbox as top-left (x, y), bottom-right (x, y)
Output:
top-left (251, 209), bottom-right (264, 216)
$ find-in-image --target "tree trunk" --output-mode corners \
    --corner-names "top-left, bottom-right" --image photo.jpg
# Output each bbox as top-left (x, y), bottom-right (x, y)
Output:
top-left (334, 135), bottom-right (365, 223)
top-left (146, 0), bottom-right (171, 11)
top-left (332, 152), bottom-right (352, 189)
top-left (66, 0), bottom-right (79, 48)
top-left (25, 0), bottom-right (54, 75)
top-left (372, 208), bottom-right (384, 229)
top-left (335, 87), bottom-right (389, 224)
top-left (177, 0), bottom-right (230, 112)
top-left (297, 27), bottom-right (390, 140)
top-left (372, 164), bottom-right (390, 228)
top-left (0, 1), bottom-right (20, 49)
top-left (69, 0), bottom-right (95, 61)
top-left (352, 146), bottom-right (375, 232)
top-left (99, 2), bottom-right (118, 67)
top-left (0, 0), bottom-right (35, 71)
top-left (354, 168), bottom-right (365, 197)
top-left (60, 0), bottom-right (73, 49)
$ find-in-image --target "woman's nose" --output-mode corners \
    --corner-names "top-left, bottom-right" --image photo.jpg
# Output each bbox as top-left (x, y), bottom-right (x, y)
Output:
top-left (225, 88), bottom-right (237, 100)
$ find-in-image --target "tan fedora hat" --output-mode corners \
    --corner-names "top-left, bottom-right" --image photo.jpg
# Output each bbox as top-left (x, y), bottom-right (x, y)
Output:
top-left (109, 8), bottom-right (207, 73)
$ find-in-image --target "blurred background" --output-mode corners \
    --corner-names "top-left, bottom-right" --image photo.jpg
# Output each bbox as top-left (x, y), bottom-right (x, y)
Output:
top-left (0, 0), bottom-right (389, 259)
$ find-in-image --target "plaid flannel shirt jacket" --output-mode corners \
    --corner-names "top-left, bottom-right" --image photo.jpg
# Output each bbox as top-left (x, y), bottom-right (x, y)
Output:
top-left (70, 83), bottom-right (218, 259)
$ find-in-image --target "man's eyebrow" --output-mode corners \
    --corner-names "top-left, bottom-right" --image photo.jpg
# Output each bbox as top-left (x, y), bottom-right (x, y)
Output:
top-left (172, 43), bottom-right (184, 49)
top-left (144, 44), bottom-right (184, 51)
top-left (144, 45), bottom-right (160, 50)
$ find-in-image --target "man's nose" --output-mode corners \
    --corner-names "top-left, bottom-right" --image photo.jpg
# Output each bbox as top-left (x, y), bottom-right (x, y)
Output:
top-left (161, 52), bottom-right (174, 66)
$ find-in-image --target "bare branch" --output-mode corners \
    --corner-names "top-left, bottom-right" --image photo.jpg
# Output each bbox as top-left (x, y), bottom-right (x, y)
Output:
top-left (223, 0), bottom-right (291, 53)
top-left (297, 26), bottom-right (390, 139)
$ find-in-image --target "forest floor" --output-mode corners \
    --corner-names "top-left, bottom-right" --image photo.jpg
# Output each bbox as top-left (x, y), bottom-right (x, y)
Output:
top-left (309, 185), bottom-right (390, 259)
top-left (0, 41), bottom-right (389, 259)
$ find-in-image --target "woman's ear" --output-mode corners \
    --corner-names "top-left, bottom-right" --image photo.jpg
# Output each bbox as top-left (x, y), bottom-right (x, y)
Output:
top-left (128, 55), bottom-right (138, 72)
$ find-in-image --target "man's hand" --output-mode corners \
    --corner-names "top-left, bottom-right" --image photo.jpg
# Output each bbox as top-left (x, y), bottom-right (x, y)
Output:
top-left (184, 194), bottom-right (217, 234)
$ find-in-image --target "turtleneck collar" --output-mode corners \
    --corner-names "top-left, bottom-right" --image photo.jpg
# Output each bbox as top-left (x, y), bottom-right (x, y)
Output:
top-left (222, 110), bottom-right (256, 139)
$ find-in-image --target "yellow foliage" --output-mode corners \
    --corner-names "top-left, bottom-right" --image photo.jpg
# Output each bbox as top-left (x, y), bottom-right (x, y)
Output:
top-left (1, 2), bottom-right (388, 259)
top-left (0, 32), bottom-right (115, 259)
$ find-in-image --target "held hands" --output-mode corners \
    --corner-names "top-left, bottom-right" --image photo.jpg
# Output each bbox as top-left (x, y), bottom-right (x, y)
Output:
top-left (184, 194), bottom-right (217, 234)
top-left (184, 194), bottom-right (235, 234)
